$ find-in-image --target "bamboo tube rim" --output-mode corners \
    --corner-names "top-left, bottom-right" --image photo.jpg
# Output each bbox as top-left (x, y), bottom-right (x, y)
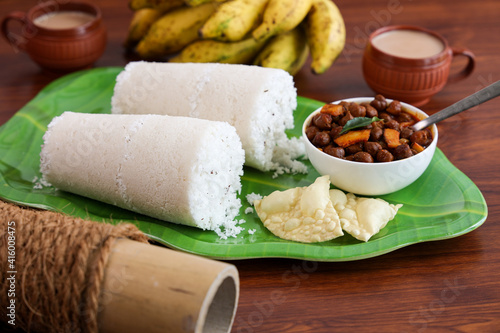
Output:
top-left (98, 238), bottom-right (240, 333)
top-left (198, 265), bottom-right (239, 333)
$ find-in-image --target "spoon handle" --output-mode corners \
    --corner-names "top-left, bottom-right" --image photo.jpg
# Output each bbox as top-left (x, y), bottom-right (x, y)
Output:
top-left (412, 80), bottom-right (500, 131)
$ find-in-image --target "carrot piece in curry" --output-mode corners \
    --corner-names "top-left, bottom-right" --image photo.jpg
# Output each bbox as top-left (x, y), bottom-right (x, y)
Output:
top-left (384, 128), bottom-right (400, 148)
top-left (411, 142), bottom-right (425, 153)
top-left (334, 129), bottom-right (371, 148)
top-left (320, 104), bottom-right (344, 117)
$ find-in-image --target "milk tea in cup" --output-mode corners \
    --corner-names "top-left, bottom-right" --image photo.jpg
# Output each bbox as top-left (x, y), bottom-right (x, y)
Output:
top-left (33, 11), bottom-right (96, 30)
top-left (1, 1), bottom-right (106, 72)
top-left (370, 29), bottom-right (445, 59)
top-left (362, 25), bottom-right (475, 106)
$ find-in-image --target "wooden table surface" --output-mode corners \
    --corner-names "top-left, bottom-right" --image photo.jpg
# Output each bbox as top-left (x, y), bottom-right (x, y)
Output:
top-left (1, 0), bottom-right (499, 332)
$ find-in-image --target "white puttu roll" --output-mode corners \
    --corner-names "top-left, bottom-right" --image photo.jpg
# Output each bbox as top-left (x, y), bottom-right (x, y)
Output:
top-left (111, 61), bottom-right (303, 173)
top-left (40, 112), bottom-right (245, 235)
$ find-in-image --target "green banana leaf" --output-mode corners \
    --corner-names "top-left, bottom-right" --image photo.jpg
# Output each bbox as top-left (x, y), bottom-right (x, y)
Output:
top-left (0, 67), bottom-right (487, 261)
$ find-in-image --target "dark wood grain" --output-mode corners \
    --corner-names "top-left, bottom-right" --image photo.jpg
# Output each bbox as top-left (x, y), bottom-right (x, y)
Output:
top-left (1, 0), bottom-right (500, 332)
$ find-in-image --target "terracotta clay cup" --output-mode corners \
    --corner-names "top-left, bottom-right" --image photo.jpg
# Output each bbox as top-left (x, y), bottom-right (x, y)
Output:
top-left (362, 25), bottom-right (475, 106)
top-left (1, 1), bottom-right (107, 73)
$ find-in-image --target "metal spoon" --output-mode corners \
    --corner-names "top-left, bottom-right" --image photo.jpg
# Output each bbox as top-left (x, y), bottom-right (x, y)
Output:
top-left (412, 80), bottom-right (500, 131)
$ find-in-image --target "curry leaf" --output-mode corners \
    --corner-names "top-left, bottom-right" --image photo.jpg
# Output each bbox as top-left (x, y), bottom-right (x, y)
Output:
top-left (340, 116), bottom-right (382, 134)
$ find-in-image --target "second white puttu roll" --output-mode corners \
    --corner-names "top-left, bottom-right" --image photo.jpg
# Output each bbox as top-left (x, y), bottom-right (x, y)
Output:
top-left (40, 112), bottom-right (245, 237)
top-left (111, 62), bottom-right (305, 174)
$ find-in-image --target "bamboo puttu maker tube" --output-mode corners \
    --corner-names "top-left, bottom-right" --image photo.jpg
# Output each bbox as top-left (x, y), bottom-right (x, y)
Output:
top-left (0, 200), bottom-right (239, 333)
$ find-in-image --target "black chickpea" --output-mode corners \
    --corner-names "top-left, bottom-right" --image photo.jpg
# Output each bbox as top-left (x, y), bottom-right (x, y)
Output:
top-left (393, 144), bottom-right (413, 160)
top-left (339, 112), bottom-right (354, 126)
top-left (330, 125), bottom-right (343, 140)
top-left (411, 129), bottom-right (433, 146)
top-left (377, 149), bottom-right (394, 162)
top-left (386, 100), bottom-right (402, 115)
top-left (370, 126), bottom-right (383, 141)
top-left (365, 141), bottom-right (382, 157)
top-left (348, 103), bottom-right (366, 117)
top-left (400, 127), bottom-right (413, 140)
top-left (312, 131), bottom-right (331, 147)
top-left (370, 94), bottom-right (387, 111)
top-left (305, 126), bottom-right (319, 141)
top-left (385, 119), bottom-right (400, 131)
top-left (353, 151), bottom-right (374, 163)
top-left (312, 113), bottom-right (332, 130)
top-left (379, 112), bottom-right (393, 122)
top-left (361, 102), bottom-right (378, 118)
top-left (345, 142), bottom-right (363, 155)
top-left (324, 146), bottom-right (345, 158)
top-left (397, 112), bottom-right (413, 123)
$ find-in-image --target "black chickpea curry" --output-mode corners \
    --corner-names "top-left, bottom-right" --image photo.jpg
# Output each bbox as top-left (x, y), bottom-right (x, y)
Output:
top-left (305, 95), bottom-right (434, 163)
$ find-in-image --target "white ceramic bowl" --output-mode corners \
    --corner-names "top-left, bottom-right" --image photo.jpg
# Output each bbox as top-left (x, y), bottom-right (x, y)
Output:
top-left (302, 97), bottom-right (438, 196)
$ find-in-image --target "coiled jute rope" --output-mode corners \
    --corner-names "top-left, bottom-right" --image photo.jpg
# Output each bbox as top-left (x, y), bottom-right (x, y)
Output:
top-left (0, 200), bottom-right (149, 333)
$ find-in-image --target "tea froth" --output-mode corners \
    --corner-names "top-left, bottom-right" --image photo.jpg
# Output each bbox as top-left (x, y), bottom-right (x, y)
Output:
top-left (34, 11), bottom-right (95, 30)
top-left (371, 30), bottom-right (444, 59)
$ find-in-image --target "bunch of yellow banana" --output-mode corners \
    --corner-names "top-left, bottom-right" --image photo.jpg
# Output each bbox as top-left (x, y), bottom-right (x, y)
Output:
top-left (124, 0), bottom-right (346, 75)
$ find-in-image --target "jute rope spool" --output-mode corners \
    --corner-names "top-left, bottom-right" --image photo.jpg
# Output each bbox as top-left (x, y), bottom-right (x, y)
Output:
top-left (0, 200), bottom-right (239, 333)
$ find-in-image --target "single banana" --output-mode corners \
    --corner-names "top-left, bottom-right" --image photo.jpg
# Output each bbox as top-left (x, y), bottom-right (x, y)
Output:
top-left (253, 26), bottom-right (309, 75)
top-left (135, 3), bottom-right (217, 59)
top-left (305, 0), bottom-right (346, 74)
top-left (252, 0), bottom-right (312, 41)
top-left (184, 0), bottom-right (226, 7)
top-left (169, 37), bottom-right (268, 64)
top-left (124, 8), bottom-right (162, 49)
top-left (129, 0), bottom-right (184, 11)
top-left (199, 0), bottom-right (269, 42)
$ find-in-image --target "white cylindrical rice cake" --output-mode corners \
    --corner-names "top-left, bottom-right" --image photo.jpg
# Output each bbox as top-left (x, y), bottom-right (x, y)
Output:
top-left (111, 61), bottom-right (303, 173)
top-left (40, 112), bottom-right (245, 234)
